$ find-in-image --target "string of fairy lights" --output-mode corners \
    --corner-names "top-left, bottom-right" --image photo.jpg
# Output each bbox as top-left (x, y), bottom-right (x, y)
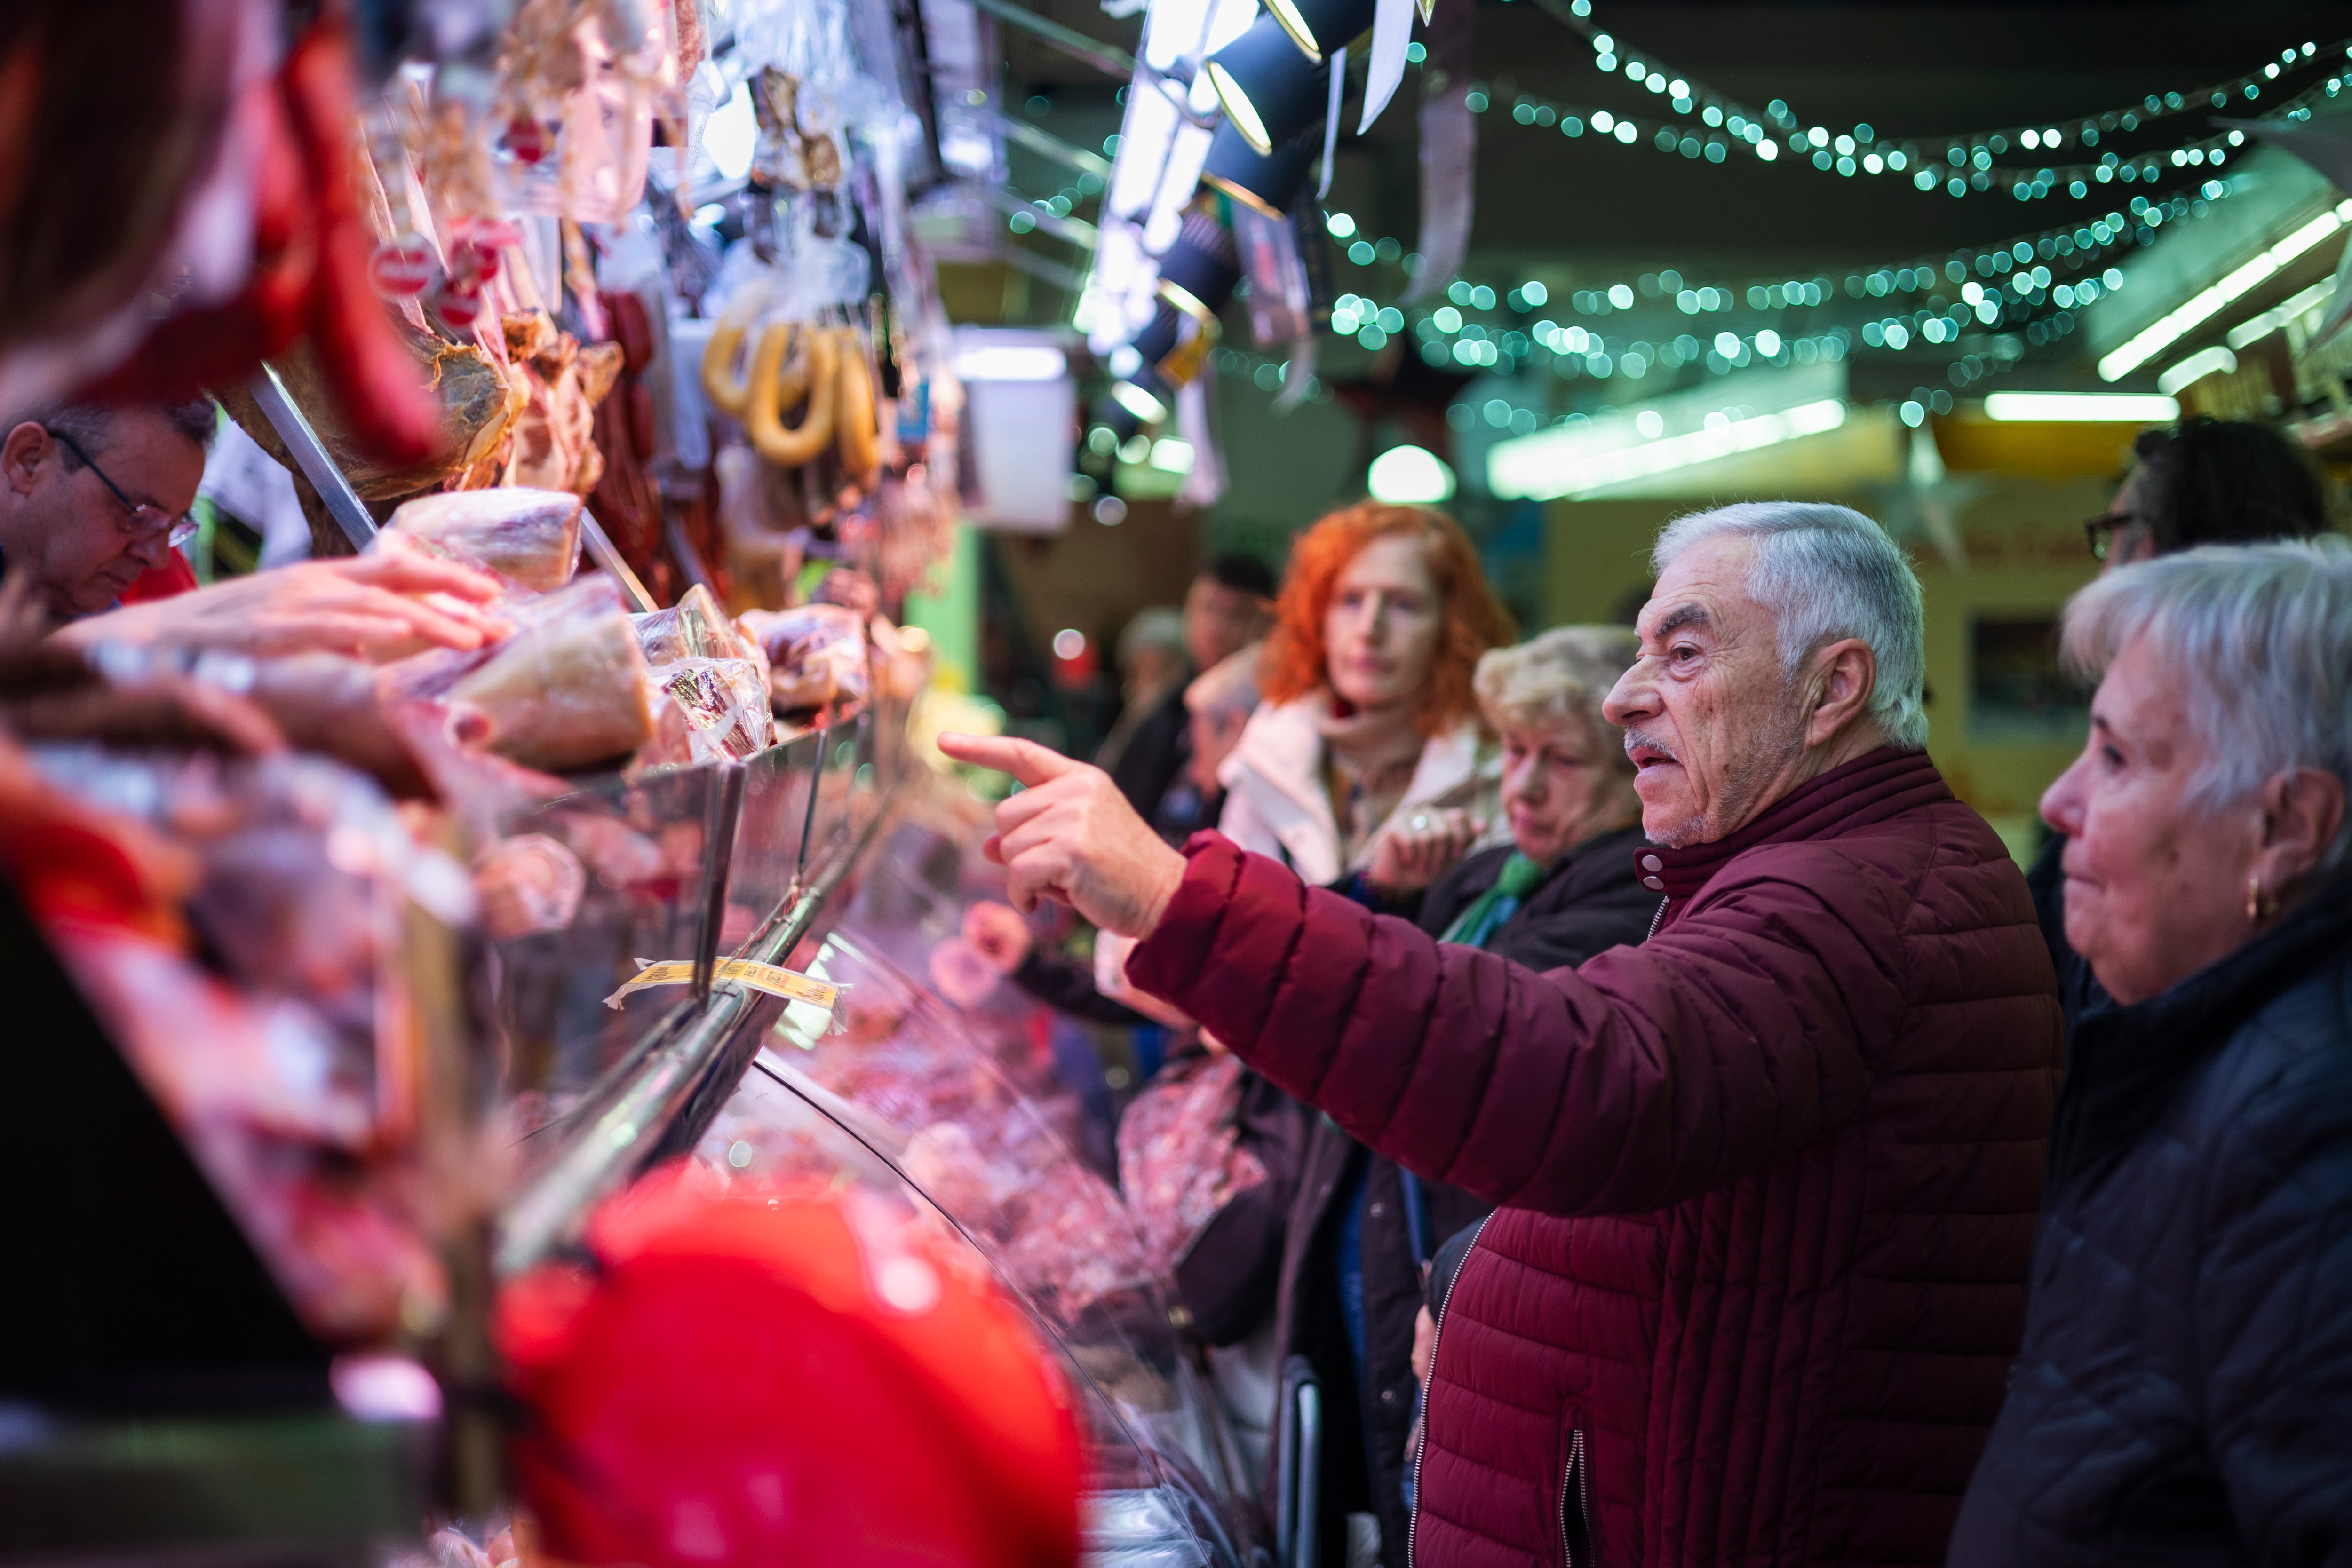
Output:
top-left (1044, 1), bottom-right (2349, 441)
top-left (1531, 7), bottom-right (2352, 202)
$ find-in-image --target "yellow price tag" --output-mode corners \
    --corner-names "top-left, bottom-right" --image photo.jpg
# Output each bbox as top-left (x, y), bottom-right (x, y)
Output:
top-left (604, 958), bottom-right (840, 1013)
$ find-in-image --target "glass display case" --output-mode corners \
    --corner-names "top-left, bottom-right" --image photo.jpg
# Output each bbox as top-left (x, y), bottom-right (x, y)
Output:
top-left (681, 770), bottom-right (1260, 1568)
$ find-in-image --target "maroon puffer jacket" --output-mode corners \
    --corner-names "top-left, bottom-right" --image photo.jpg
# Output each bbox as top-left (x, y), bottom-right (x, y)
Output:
top-left (1128, 749), bottom-right (2062, 1568)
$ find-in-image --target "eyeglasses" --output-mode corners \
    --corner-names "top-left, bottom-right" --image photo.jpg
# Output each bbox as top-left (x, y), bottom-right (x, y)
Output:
top-left (47, 428), bottom-right (199, 549)
top-left (2083, 510), bottom-right (2144, 562)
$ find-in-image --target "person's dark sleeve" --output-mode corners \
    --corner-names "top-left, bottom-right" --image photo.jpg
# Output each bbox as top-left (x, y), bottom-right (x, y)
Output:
top-left (2196, 1040), bottom-right (2352, 1559)
top-left (1424, 1219), bottom-right (1484, 1318)
top-left (1173, 1072), bottom-right (1311, 1344)
top-left (1010, 947), bottom-right (1150, 1027)
top-left (1128, 834), bottom-right (1907, 1218)
top-left (2026, 830), bottom-right (2108, 1036)
top-left (1110, 686), bottom-right (1192, 823)
top-left (1413, 845), bottom-right (1508, 937)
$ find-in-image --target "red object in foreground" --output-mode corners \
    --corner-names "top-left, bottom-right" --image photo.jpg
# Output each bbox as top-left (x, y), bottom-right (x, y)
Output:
top-left (81, 11), bottom-right (442, 468)
top-left (498, 1171), bottom-right (1083, 1568)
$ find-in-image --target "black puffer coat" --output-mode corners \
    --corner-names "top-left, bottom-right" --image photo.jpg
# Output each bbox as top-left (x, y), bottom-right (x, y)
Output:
top-left (1951, 874), bottom-right (2352, 1566)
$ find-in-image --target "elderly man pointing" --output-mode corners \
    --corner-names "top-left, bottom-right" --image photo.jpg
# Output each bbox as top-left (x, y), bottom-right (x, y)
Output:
top-left (943, 502), bottom-right (2061, 1568)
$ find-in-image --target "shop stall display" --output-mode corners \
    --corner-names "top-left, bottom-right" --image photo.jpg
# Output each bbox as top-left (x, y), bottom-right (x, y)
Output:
top-left (0, 0), bottom-right (1256, 1561)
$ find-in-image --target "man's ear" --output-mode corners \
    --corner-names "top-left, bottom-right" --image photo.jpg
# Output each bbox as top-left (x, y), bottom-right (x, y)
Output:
top-left (1, 421), bottom-right (52, 496)
top-left (1804, 637), bottom-right (1878, 748)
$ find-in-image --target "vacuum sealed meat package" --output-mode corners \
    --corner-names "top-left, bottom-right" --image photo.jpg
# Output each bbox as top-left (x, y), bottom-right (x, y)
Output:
top-left (639, 657), bottom-right (776, 768)
top-left (633, 583), bottom-right (759, 666)
top-left (440, 576), bottom-right (657, 772)
top-left (736, 603), bottom-right (867, 715)
top-left (382, 487), bottom-right (584, 595)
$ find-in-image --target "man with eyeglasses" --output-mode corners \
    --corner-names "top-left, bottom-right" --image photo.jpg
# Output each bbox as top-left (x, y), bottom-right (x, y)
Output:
top-left (2036, 414), bottom-right (2335, 1031)
top-left (0, 402), bottom-right (214, 620)
top-left (6, 401), bottom-right (506, 660)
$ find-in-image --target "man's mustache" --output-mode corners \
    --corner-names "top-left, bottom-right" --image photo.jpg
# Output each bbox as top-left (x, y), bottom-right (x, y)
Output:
top-left (1622, 726), bottom-right (1678, 762)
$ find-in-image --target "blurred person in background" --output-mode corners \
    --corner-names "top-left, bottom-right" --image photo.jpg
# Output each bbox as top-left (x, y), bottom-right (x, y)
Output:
top-left (1096, 605), bottom-right (1186, 775)
top-left (1153, 643), bottom-right (1261, 844)
top-left (1952, 537), bottom-right (2352, 1564)
top-left (1276, 625), bottom-right (1655, 1567)
top-left (1110, 555), bottom-right (1277, 832)
top-left (940, 501), bottom-right (2063, 1568)
top-left (2032, 415), bottom-right (2332, 1028)
top-left (1220, 505), bottom-right (1514, 894)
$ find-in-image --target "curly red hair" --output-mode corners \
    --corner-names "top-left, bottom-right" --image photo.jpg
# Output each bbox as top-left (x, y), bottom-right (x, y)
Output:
top-left (1260, 503), bottom-right (1516, 736)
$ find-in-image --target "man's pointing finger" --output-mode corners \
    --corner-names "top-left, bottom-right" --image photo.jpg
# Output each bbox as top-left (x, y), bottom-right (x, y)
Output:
top-left (936, 731), bottom-right (1079, 788)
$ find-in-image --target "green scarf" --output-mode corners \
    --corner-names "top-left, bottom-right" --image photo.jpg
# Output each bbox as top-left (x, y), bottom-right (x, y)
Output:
top-left (1438, 851), bottom-right (1547, 949)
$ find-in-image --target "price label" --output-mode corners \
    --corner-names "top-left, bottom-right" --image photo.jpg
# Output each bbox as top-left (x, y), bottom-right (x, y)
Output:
top-left (603, 958), bottom-right (841, 1014)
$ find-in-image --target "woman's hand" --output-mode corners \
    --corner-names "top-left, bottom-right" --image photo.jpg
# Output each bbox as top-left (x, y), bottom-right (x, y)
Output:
top-left (1411, 1304), bottom-right (1437, 1385)
top-left (934, 732), bottom-right (1185, 938)
top-left (961, 900), bottom-right (1034, 975)
top-left (1369, 808), bottom-right (1481, 895)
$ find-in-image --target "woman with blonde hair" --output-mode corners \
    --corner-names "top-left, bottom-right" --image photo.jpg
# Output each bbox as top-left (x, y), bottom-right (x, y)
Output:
top-left (1220, 503), bottom-right (1516, 892)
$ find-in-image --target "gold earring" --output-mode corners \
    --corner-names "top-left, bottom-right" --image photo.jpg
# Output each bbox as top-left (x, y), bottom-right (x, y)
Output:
top-left (2247, 874), bottom-right (2275, 923)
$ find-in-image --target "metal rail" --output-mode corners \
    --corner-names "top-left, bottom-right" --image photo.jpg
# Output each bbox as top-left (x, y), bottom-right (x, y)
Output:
top-left (493, 796), bottom-right (888, 1277)
top-left (958, 0), bottom-right (1136, 79)
top-left (247, 365), bottom-right (377, 549)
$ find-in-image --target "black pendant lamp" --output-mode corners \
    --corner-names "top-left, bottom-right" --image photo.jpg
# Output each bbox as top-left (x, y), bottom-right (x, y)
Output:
top-left (1156, 210), bottom-right (1242, 320)
top-left (1204, 15), bottom-right (1330, 157)
top-left (1260, 0), bottom-right (1378, 62)
top-left (1201, 123), bottom-right (1320, 219)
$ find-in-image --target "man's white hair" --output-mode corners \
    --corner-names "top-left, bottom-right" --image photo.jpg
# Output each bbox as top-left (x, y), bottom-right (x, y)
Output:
top-left (1651, 501), bottom-right (1928, 750)
top-left (2061, 534), bottom-right (2352, 865)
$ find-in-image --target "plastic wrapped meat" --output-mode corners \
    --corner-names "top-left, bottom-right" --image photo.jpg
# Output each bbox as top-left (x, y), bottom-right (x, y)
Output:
top-left (737, 604), bottom-right (867, 713)
top-left (474, 832), bottom-right (589, 939)
top-left (1116, 1053), bottom-right (1269, 1282)
top-left (640, 657), bottom-right (776, 768)
top-left (632, 584), bottom-right (744, 665)
top-left (445, 578), bottom-right (655, 772)
top-left (19, 744), bottom-right (459, 1342)
top-left (384, 487), bottom-right (584, 594)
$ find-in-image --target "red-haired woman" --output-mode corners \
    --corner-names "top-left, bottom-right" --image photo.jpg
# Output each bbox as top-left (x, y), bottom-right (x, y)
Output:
top-left (1219, 503), bottom-right (1516, 894)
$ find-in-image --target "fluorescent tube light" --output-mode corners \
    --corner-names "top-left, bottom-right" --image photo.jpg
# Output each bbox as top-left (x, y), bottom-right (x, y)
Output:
top-left (1982, 392), bottom-right (2180, 422)
top-left (2098, 199), bottom-right (2352, 382)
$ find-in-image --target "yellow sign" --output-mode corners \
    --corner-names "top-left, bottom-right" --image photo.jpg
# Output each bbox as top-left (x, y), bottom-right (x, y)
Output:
top-left (604, 958), bottom-right (840, 1013)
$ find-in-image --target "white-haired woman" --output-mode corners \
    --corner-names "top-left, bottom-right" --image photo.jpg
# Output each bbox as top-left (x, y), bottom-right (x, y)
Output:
top-left (1952, 536), bottom-right (2352, 1564)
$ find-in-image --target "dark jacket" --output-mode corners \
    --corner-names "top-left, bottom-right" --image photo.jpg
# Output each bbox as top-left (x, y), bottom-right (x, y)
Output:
top-left (1131, 749), bottom-right (2063, 1568)
top-left (1012, 946), bottom-right (1151, 1028)
top-left (2024, 830), bottom-right (2110, 1033)
top-left (1111, 683), bottom-right (1193, 838)
top-left (1277, 824), bottom-right (1656, 1564)
top-left (1950, 875), bottom-right (2352, 1567)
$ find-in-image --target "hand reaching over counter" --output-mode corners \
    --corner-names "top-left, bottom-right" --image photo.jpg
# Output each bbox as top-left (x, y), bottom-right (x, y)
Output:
top-left (54, 553), bottom-right (508, 662)
top-left (935, 732), bottom-right (1186, 940)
